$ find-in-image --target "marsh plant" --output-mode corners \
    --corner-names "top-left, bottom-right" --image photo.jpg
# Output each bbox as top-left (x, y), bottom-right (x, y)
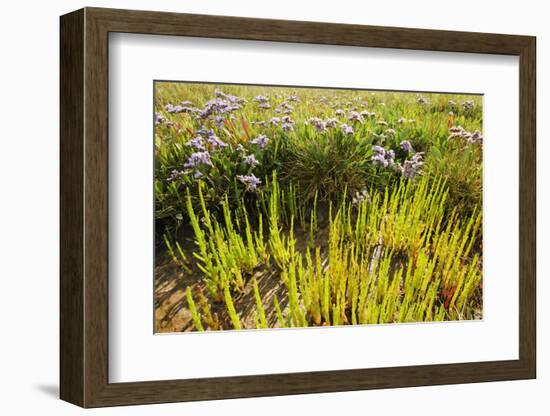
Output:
top-left (154, 83), bottom-right (483, 332)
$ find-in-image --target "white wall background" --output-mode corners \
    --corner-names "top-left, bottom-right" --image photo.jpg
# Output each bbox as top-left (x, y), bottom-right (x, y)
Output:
top-left (0, 0), bottom-right (546, 414)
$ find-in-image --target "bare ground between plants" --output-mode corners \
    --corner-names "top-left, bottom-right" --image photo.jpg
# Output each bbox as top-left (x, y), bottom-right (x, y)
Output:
top-left (154, 209), bottom-right (334, 333)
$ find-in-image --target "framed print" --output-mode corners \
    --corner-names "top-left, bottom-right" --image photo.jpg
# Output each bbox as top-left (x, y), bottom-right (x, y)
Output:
top-left (60, 7), bottom-right (536, 408)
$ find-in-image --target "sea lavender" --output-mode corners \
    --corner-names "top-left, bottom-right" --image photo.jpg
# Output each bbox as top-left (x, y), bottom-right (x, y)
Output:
top-left (243, 153), bottom-right (260, 167)
top-left (371, 145), bottom-right (394, 167)
top-left (399, 152), bottom-right (424, 180)
top-left (154, 113), bottom-right (166, 126)
top-left (250, 135), bottom-right (269, 149)
top-left (270, 117), bottom-right (281, 126)
top-left (166, 169), bottom-right (183, 182)
top-left (184, 151), bottom-right (213, 168)
top-left (185, 136), bottom-right (206, 150)
top-left (462, 100), bottom-right (475, 111)
top-left (341, 124), bottom-right (354, 135)
top-left (253, 95), bottom-right (270, 103)
top-left (236, 174), bottom-right (262, 191)
top-left (207, 135), bottom-right (228, 148)
top-left (347, 111), bottom-right (363, 123)
top-left (307, 117), bottom-right (327, 132)
top-left (282, 115), bottom-right (294, 125)
top-left (282, 123), bottom-right (294, 131)
top-left (400, 140), bottom-right (414, 153)
top-left (325, 118), bottom-right (338, 128)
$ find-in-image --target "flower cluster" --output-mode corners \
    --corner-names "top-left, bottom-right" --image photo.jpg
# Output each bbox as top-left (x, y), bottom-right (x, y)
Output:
top-left (253, 95), bottom-right (271, 109)
top-left (243, 154), bottom-right (260, 167)
top-left (166, 169), bottom-right (184, 182)
top-left (185, 136), bottom-right (206, 150)
top-left (371, 145), bottom-right (395, 167)
top-left (307, 117), bottom-right (327, 132)
top-left (276, 101), bottom-right (293, 115)
top-left (462, 100), bottom-right (475, 111)
top-left (347, 111), bottom-right (363, 123)
top-left (341, 124), bottom-right (354, 135)
top-left (236, 174), bottom-right (262, 192)
top-left (361, 110), bottom-right (376, 119)
top-left (250, 134), bottom-right (269, 149)
top-left (400, 140), bottom-right (414, 153)
top-left (448, 126), bottom-right (483, 144)
top-left (352, 189), bottom-right (371, 205)
top-left (398, 152), bottom-right (424, 180)
top-left (195, 128), bottom-right (228, 148)
top-left (184, 151), bottom-right (213, 169)
top-left (165, 103), bottom-right (197, 114)
top-left (155, 113), bottom-right (166, 126)
top-left (198, 97), bottom-right (242, 120)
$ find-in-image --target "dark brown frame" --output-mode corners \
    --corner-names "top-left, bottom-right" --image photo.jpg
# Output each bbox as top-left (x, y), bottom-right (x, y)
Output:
top-left (60, 7), bottom-right (536, 408)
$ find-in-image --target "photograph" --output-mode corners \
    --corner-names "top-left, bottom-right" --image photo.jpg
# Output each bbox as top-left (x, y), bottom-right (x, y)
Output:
top-left (154, 82), bottom-right (483, 333)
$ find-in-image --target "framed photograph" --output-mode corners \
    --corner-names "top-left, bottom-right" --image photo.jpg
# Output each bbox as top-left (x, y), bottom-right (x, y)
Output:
top-left (60, 7), bottom-right (536, 408)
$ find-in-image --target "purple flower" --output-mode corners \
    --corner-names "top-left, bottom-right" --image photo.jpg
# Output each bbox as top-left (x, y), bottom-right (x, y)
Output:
top-left (347, 111), bottom-right (363, 123)
top-left (325, 118), bottom-right (338, 128)
top-left (186, 137), bottom-right (206, 150)
top-left (258, 103), bottom-right (271, 109)
top-left (154, 113), bottom-right (166, 126)
top-left (243, 154), bottom-right (260, 167)
top-left (371, 145), bottom-right (395, 167)
top-left (282, 116), bottom-right (294, 124)
top-left (198, 95), bottom-right (241, 120)
top-left (214, 116), bottom-right (225, 127)
top-left (341, 124), bottom-right (354, 135)
top-left (250, 135), bottom-right (269, 149)
top-left (307, 117), bottom-right (327, 132)
top-left (236, 144), bottom-right (246, 153)
top-left (282, 123), bottom-right (294, 131)
top-left (166, 169), bottom-right (183, 182)
top-left (335, 109), bottom-right (345, 117)
top-left (399, 152), bottom-right (424, 180)
top-left (184, 151), bottom-right (213, 168)
top-left (270, 117), bottom-right (281, 126)
top-left (207, 135), bottom-right (228, 148)
top-left (462, 100), bottom-right (475, 111)
top-left (400, 140), bottom-right (414, 153)
top-left (165, 103), bottom-right (197, 114)
top-left (253, 95), bottom-right (270, 103)
top-left (236, 174), bottom-right (262, 191)
top-left (371, 153), bottom-right (389, 167)
top-left (448, 126), bottom-right (483, 144)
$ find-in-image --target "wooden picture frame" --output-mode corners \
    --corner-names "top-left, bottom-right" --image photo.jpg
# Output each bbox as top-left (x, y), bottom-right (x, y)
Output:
top-left (60, 7), bottom-right (536, 408)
